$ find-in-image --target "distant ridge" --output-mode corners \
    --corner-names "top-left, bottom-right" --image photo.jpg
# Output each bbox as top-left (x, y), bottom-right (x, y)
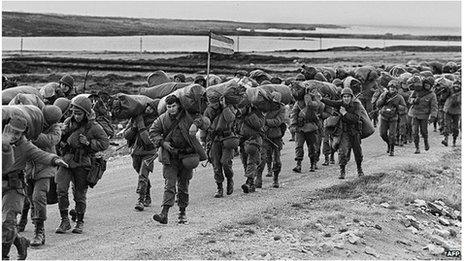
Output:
top-left (2, 11), bottom-right (460, 42)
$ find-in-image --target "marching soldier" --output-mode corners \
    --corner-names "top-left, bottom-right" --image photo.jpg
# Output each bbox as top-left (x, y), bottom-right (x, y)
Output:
top-left (441, 79), bottom-right (461, 147)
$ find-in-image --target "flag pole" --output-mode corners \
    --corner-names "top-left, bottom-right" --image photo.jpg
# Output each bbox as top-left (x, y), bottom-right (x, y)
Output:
top-left (206, 31), bottom-right (211, 88)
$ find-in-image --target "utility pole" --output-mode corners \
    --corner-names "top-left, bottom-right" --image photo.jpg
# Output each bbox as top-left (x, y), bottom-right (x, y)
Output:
top-left (139, 36), bottom-right (143, 54)
top-left (319, 37), bottom-right (322, 50)
top-left (20, 37), bottom-right (23, 56)
top-left (237, 35), bottom-right (240, 53)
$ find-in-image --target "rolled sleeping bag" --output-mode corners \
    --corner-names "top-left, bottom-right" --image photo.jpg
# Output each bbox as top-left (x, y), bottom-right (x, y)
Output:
top-left (2, 86), bottom-right (41, 105)
top-left (139, 82), bottom-right (190, 99)
top-left (2, 105), bottom-right (44, 140)
top-left (8, 93), bottom-right (45, 109)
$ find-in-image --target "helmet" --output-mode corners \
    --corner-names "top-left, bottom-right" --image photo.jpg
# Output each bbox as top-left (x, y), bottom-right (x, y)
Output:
top-left (314, 72), bottom-right (327, 82)
top-left (59, 74), bottom-right (74, 89)
top-left (40, 82), bottom-right (60, 99)
top-left (406, 75), bottom-right (423, 90)
top-left (53, 97), bottom-right (72, 114)
top-left (295, 74), bottom-right (306, 81)
top-left (173, 73), bottom-right (186, 82)
top-left (423, 76), bottom-right (435, 87)
top-left (71, 94), bottom-right (92, 115)
top-left (181, 154), bottom-right (200, 169)
top-left (387, 79), bottom-right (400, 89)
top-left (8, 116), bottom-right (27, 132)
top-left (332, 78), bottom-right (343, 87)
top-left (341, 87), bottom-right (354, 97)
top-left (42, 105), bottom-right (63, 125)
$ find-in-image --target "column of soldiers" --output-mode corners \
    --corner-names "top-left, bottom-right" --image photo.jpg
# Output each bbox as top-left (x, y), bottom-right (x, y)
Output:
top-left (2, 60), bottom-right (461, 260)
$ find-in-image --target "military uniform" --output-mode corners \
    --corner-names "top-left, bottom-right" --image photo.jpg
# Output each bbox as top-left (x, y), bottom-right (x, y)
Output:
top-left (376, 84), bottom-right (406, 156)
top-left (149, 107), bottom-right (210, 224)
top-left (397, 87), bottom-right (413, 145)
top-left (56, 96), bottom-right (110, 234)
top-left (408, 90), bottom-right (438, 153)
top-left (256, 105), bottom-right (286, 188)
top-left (442, 86), bottom-right (461, 146)
top-left (204, 104), bottom-right (237, 197)
top-left (237, 105), bottom-right (265, 193)
top-left (124, 112), bottom-right (158, 210)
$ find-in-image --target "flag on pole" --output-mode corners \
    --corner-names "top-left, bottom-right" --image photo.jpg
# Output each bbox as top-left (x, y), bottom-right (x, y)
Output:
top-left (209, 32), bottom-right (234, 55)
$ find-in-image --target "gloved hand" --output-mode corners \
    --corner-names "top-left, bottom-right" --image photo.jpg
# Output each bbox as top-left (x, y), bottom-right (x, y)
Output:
top-left (54, 158), bottom-right (69, 168)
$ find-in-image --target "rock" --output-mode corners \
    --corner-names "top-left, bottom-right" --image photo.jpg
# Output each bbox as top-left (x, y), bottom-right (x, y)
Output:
top-left (401, 219), bottom-right (412, 228)
top-left (319, 242), bottom-right (334, 253)
top-left (273, 235), bottom-right (282, 241)
top-left (323, 232), bottom-right (332, 238)
top-left (353, 218), bottom-right (360, 223)
top-left (334, 242), bottom-right (344, 249)
top-left (374, 224), bottom-right (382, 230)
top-left (365, 246), bottom-right (380, 258)
top-left (359, 221), bottom-right (366, 227)
top-left (314, 223), bottom-right (324, 232)
top-left (380, 202), bottom-right (390, 208)
top-left (424, 244), bottom-right (445, 255)
top-left (339, 227), bottom-right (348, 233)
top-left (439, 217), bottom-right (450, 226)
top-left (435, 200), bottom-right (446, 207)
top-left (407, 226), bottom-right (418, 234)
top-left (433, 229), bottom-right (450, 238)
top-left (348, 234), bottom-right (361, 244)
top-left (427, 202), bottom-right (443, 215)
top-left (414, 199), bottom-right (427, 207)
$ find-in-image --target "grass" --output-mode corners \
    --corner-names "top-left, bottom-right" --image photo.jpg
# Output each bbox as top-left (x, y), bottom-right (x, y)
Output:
top-left (315, 148), bottom-right (461, 210)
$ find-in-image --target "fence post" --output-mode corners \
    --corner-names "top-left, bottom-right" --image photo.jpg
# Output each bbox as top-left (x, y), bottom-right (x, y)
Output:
top-left (20, 37), bottom-right (23, 56)
top-left (140, 36), bottom-right (143, 53)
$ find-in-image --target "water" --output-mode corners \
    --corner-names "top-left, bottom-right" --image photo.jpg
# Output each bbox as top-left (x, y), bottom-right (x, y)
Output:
top-left (2, 33), bottom-right (460, 53)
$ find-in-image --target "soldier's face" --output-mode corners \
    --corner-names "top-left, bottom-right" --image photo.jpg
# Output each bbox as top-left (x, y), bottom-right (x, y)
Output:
top-left (388, 86), bottom-right (397, 94)
top-left (166, 103), bottom-right (179, 115)
top-left (342, 94), bottom-right (352, 104)
top-left (60, 83), bottom-right (70, 94)
top-left (4, 125), bottom-right (23, 144)
top-left (72, 108), bottom-right (85, 122)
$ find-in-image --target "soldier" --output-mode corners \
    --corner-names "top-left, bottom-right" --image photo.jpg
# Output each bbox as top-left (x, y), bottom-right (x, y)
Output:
top-left (256, 93), bottom-right (286, 188)
top-left (407, 76), bottom-right (438, 154)
top-left (321, 88), bottom-right (365, 179)
top-left (441, 80), bottom-right (461, 147)
top-left (124, 101), bottom-right (158, 211)
top-left (55, 95), bottom-right (110, 234)
top-left (376, 80), bottom-right (406, 156)
top-left (173, 74), bottom-right (186, 83)
top-left (237, 103), bottom-right (265, 193)
top-left (194, 76), bottom-right (207, 88)
top-left (149, 95), bottom-right (210, 224)
top-left (397, 76), bottom-right (413, 145)
top-left (290, 90), bottom-right (322, 173)
top-left (3, 116), bottom-right (68, 260)
top-left (58, 74), bottom-right (74, 98)
top-left (204, 97), bottom-right (237, 198)
top-left (19, 106), bottom-right (63, 247)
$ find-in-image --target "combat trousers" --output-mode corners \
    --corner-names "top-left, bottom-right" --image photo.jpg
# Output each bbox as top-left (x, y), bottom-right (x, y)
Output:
top-left (338, 131), bottom-right (363, 166)
top-left (132, 154), bottom-right (153, 196)
top-left (25, 178), bottom-right (50, 222)
top-left (257, 138), bottom-right (282, 176)
top-left (3, 188), bottom-right (25, 244)
top-left (210, 140), bottom-right (234, 184)
top-left (379, 117), bottom-right (398, 145)
top-left (161, 158), bottom-right (193, 208)
top-left (295, 130), bottom-right (319, 163)
top-left (240, 138), bottom-right (262, 179)
top-left (397, 114), bottom-right (408, 141)
top-left (315, 129), bottom-right (323, 163)
top-left (56, 167), bottom-right (88, 215)
top-left (443, 113), bottom-right (461, 138)
top-left (411, 117), bottom-right (428, 144)
top-left (322, 127), bottom-right (337, 156)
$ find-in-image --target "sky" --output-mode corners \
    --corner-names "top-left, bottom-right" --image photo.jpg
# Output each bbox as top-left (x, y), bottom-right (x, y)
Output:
top-left (2, 0), bottom-right (461, 28)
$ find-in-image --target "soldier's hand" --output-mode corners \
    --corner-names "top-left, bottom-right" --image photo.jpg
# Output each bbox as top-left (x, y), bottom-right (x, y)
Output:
top-left (189, 123), bottom-right (198, 136)
top-left (162, 141), bottom-right (174, 152)
top-left (54, 158), bottom-right (69, 168)
top-left (79, 134), bottom-right (90, 145)
top-left (339, 106), bottom-right (347, 115)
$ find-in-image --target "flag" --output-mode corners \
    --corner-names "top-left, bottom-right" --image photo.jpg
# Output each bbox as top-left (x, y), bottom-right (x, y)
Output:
top-left (209, 32), bottom-right (234, 55)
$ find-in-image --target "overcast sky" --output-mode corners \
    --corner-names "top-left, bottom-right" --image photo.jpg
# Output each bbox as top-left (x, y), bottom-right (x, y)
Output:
top-left (2, 1), bottom-right (461, 28)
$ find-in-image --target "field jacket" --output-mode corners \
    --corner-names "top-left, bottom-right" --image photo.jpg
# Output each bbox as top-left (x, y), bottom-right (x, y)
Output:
top-left (407, 90), bottom-right (438, 120)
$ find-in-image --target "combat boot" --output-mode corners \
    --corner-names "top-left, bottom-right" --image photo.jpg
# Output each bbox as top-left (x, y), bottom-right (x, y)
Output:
top-left (424, 137), bottom-right (430, 151)
top-left (241, 177), bottom-right (255, 193)
top-left (30, 221), bottom-right (45, 246)
top-left (178, 207), bottom-right (187, 224)
top-left (214, 183), bottom-right (224, 198)
top-left (226, 178), bottom-right (234, 195)
top-left (13, 236), bottom-right (29, 260)
top-left (135, 195), bottom-right (145, 211)
top-left (55, 210), bottom-right (71, 234)
top-left (255, 175), bottom-right (262, 189)
top-left (309, 162), bottom-right (316, 172)
top-left (144, 190), bottom-right (152, 207)
top-left (386, 144), bottom-right (390, 154)
top-left (389, 144), bottom-right (395, 156)
top-left (442, 136), bottom-right (449, 147)
top-left (272, 172), bottom-right (279, 188)
top-left (292, 160), bottom-right (302, 173)
top-left (3, 243), bottom-right (11, 260)
top-left (17, 206), bottom-right (29, 232)
top-left (266, 165), bottom-right (273, 177)
top-left (322, 155), bottom-right (330, 166)
top-left (330, 153), bottom-right (335, 164)
top-left (72, 213), bottom-right (84, 234)
top-left (339, 165), bottom-right (346, 179)
top-left (153, 206), bottom-right (170, 224)
top-left (453, 136), bottom-right (457, 147)
top-left (357, 163), bottom-right (364, 177)
top-left (414, 142), bottom-right (420, 154)
top-left (69, 209), bottom-right (77, 222)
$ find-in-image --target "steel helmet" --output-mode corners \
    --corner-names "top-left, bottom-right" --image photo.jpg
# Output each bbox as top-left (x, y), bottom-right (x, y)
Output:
top-left (59, 74), bottom-right (74, 89)
top-left (341, 87), bottom-right (354, 97)
top-left (40, 82), bottom-right (60, 99)
top-left (71, 94), bottom-right (92, 116)
top-left (53, 97), bottom-right (72, 114)
top-left (181, 154), bottom-right (200, 170)
top-left (42, 105), bottom-right (63, 125)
